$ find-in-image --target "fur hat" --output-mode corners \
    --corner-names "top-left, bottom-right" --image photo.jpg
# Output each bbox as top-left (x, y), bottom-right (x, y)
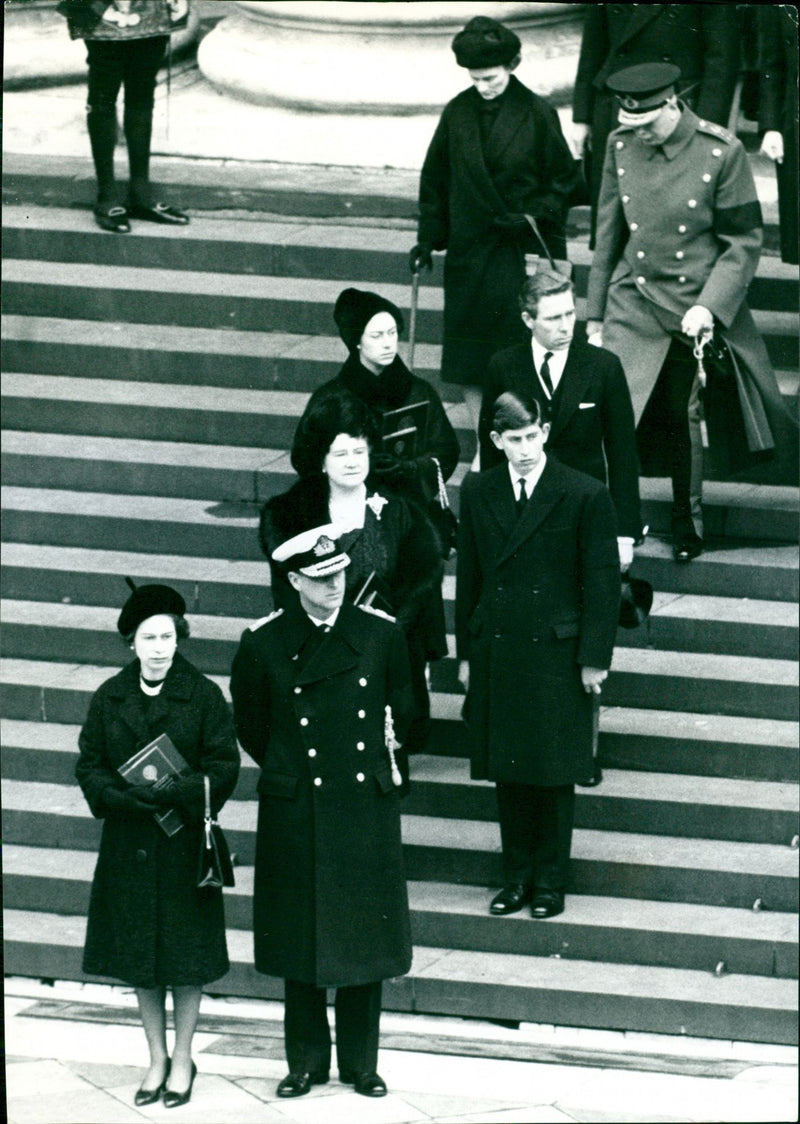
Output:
top-left (452, 17), bottom-right (521, 69)
top-left (117, 580), bottom-right (186, 637)
top-left (333, 288), bottom-right (404, 353)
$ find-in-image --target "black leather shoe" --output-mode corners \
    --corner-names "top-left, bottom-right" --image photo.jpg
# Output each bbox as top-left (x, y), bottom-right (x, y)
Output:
top-left (134, 1059), bottom-right (169, 1106)
top-left (531, 890), bottom-right (565, 919)
top-left (276, 1071), bottom-right (329, 1098)
top-left (93, 205), bottom-right (130, 233)
top-left (163, 1061), bottom-right (196, 1108)
top-left (128, 201), bottom-right (189, 225)
top-left (489, 883), bottom-right (531, 915)
top-left (577, 762), bottom-right (603, 787)
top-left (340, 1071), bottom-right (388, 1097)
top-left (673, 534), bottom-right (703, 563)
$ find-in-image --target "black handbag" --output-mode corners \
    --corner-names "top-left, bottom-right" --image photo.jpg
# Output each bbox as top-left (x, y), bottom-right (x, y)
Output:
top-left (428, 457), bottom-right (458, 559)
top-left (197, 775), bottom-right (234, 889)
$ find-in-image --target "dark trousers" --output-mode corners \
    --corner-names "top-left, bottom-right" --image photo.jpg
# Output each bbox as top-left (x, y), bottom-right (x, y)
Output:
top-left (284, 979), bottom-right (382, 1076)
top-left (496, 783), bottom-right (575, 891)
top-left (638, 338), bottom-right (704, 540)
top-left (85, 36), bottom-right (168, 205)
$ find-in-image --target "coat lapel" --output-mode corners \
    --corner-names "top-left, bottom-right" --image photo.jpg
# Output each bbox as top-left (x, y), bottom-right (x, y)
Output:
top-left (482, 465), bottom-right (518, 541)
top-left (497, 459), bottom-right (565, 564)
top-left (549, 342), bottom-right (593, 441)
top-left (483, 76), bottom-right (529, 170)
top-left (294, 603), bottom-right (362, 686)
top-left (456, 89), bottom-right (516, 219)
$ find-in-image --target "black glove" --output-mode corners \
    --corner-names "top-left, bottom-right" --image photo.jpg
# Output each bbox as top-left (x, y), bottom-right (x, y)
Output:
top-left (101, 785), bottom-right (155, 815)
top-left (409, 244), bottom-right (433, 274)
top-left (132, 779), bottom-right (178, 808)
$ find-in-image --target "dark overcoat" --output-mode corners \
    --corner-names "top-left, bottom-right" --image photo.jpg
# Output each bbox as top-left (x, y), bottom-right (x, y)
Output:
top-left (230, 599), bottom-right (414, 988)
top-left (456, 458), bottom-right (620, 787)
top-left (417, 75), bottom-right (578, 388)
top-left (572, 3), bottom-right (740, 239)
top-left (586, 107), bottom-right (798, 477)
top-left (758, 6), bottom-right (799, 265)
top-left (290, 354), bottom-right (460, 505)
top-left (479, 337), bottom-right (642, 539)
top-left (76, 652), bottom-right (240, 988)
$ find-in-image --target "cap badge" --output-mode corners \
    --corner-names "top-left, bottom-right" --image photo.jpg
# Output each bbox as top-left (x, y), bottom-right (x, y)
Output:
top-left (622, 95), bottom-right (639, 110)
top-left (313, 535), bottom-right (336, 557)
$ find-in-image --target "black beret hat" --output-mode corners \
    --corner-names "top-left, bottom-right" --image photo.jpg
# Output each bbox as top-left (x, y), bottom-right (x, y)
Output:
top-left (118, 581), bottom-right (186, 637)
top-left (333, 288), bottom-right (404, 353)
top-left (452, 16), bottom-right (521, 69)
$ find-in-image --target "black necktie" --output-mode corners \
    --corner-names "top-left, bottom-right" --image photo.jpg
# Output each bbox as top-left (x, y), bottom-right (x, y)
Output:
top-left (516, 477), bottom-right (528, 516)
top-left (539, 351), bottom-right (554, 397)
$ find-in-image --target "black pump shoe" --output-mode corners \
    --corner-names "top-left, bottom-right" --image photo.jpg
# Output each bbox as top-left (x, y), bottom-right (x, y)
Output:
top-left (93, 205), bottom-right (130, 233)
top-left (128, 201), bottom-right (189, 225)
top-left (163, 1061), bottom-right (196, 1108)
top-left (134, 1058), bottom-right (170, 1106)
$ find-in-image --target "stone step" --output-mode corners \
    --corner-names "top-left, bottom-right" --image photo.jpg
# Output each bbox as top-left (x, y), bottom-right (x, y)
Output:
top-left (3, 909), bottom-right (795, 1043)
top-left (3, 780), bottom-right (797, 912)
top-left (2, 580), bottom-right (797, 672)
top-left (3, 429), bottom-right (798, 544)
top-left (3, 205), bottom-right (797, 311)
top-left (3, 848), bottom-right (796, 980)
top-left (4, 257), bottom-right (798, 366)
top-left (4, 315), bottom-right (798, 416)
top-left (2, 597), bottom-right (796, 720)
top-left (2, 705), bottom-right (794, 844)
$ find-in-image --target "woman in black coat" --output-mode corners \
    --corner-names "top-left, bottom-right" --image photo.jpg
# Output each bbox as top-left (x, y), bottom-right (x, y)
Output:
top-left (76, 582), bottom-right (239, 1108)
top-left (410, 16), bottom-right (578, 461)
top-left (265, 390), bottom-right (444, 780)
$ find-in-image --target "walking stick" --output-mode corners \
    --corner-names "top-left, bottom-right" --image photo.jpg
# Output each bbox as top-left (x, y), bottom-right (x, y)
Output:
top-left (408, 269), bottom-right (420, 371)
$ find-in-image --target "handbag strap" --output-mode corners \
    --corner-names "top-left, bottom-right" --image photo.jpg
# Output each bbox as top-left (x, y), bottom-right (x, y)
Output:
top-left (523, 214), bottom-right (556, 271)
top-left (431, 456), bottom-right (450, 510)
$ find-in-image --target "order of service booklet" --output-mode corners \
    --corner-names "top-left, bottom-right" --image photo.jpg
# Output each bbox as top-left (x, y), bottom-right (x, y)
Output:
top-left (117, 732), bottom-right (190, 837)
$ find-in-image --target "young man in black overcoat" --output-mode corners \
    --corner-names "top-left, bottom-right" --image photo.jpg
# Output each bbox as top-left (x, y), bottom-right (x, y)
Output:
top-left (230, 524), bottom-right (414, 1099)
top-left (457, 393), bottom-right (620, 919)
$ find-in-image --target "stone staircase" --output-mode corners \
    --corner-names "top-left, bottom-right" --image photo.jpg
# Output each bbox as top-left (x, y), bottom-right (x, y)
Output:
top-left (1, 201), bottom-right (798, 1046)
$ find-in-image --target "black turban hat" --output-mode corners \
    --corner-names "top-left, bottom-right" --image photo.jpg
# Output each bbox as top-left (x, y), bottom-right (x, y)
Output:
top-left (333, 288), bottom-right (404, 353)
top-left (452, 16), bottom-right (521, 69)
top-left (117, 580), bottom-right (186, 637)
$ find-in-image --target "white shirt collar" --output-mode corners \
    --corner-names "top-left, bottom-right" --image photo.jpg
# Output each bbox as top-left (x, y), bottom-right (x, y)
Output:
top-left (531, 337), bottom-right (569, 395)
top-left (307, 607), bottom-right (340, 629)
top-left (508, 453), bottom-right (547, 496)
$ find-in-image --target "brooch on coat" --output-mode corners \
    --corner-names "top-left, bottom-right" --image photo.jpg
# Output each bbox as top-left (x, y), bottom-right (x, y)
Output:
top-left (366, 492), bottom-right (389, 521)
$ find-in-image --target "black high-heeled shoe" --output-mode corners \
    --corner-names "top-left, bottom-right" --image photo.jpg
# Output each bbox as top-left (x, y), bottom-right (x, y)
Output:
top-left (134, 1058), bottom-right (170, 1106)
top-left (163, 1061), bottom-right (197, 1108)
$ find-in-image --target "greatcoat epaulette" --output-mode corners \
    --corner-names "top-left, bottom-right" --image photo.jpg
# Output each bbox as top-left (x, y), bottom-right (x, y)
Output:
top-left (248, 608), bottom-right (284, 631)
top-left (695, 119), bottom-right (736, 144)
top-left (358, 604), bottom-right (397, 623)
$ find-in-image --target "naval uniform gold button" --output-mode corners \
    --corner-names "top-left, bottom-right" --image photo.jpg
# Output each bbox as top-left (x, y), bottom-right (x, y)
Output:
top-left (293, 686), bottom-right (302, 694)
top-left (678, 224), bottom-right (687, 233)
top-left (359, 678), bottom-right (367, 687)
top-left (357, 741), bottom-right (365, 750)
top-left (308, 748), bottom-right (317, 758)
top-left (300, 717), bottom-right (309, 726)
top-left (676, 250), bottom-right (684, 259)
top-left (313, 777), bottom-right (322, 787)
top-left (356, 773), bottom-right (365, 782)
top-left (358, 709), bottom-right (366, 719)
top-left (630, 222), bottom-right (639, 231)
top-left (688, 199), bottom-right (697, 208)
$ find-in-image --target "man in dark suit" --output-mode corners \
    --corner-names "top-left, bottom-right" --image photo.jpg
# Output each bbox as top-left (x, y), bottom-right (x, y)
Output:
top-left (479, 269), bottom-right (643, 570)
top-left (458, 392), bottom-right (620, 919)
top-left (230, 523), bottom-right (414, 1100)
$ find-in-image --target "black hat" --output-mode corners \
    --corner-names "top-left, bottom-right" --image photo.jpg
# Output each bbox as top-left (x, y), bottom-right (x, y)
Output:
top-left (333, 288), bottom-right (404, 353)
top-left (117, 579), bottom-right (186, 637)
top-left (452, 16), bottom-right (521, 69)
top-left (618, 572), bottom-right (654, 629)
top-left (272, 524), bottom-right (350, 578)
top-left (606, 63), bottom-right (681, 126)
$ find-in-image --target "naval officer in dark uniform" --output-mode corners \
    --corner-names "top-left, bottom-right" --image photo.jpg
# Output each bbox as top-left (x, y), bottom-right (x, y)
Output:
top-left (586, 62), bottom-right (795, 563)
top-left (230, 524), bottom-right (414, 1100)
